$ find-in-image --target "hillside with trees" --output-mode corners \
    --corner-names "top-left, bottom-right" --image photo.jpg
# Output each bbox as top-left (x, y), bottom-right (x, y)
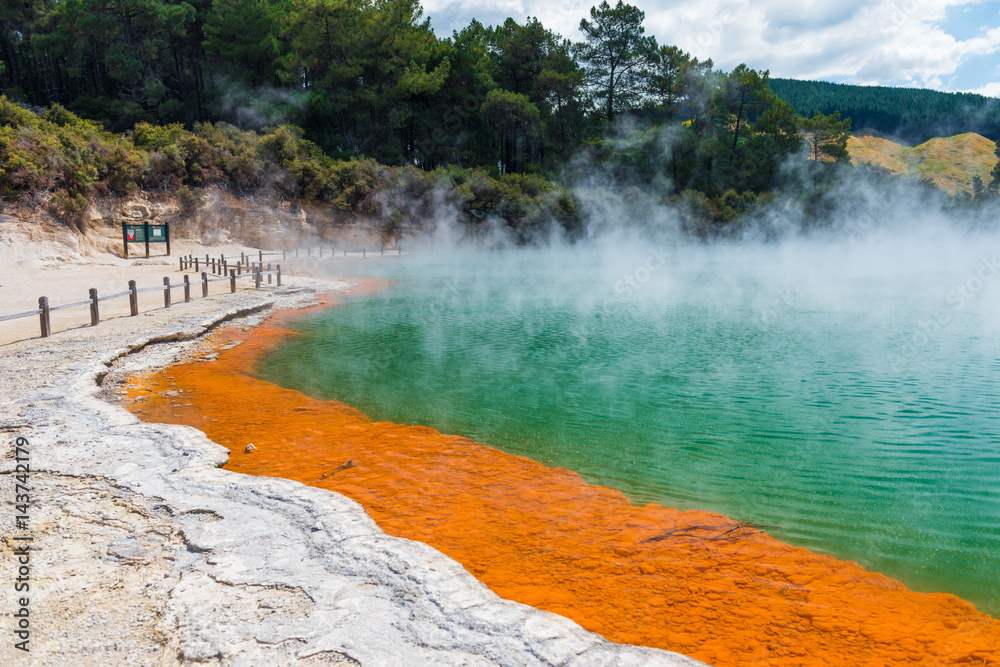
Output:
top-left (770, 78), bottom-right (1000, 145)
top-left (4, 0), bottom-right (972, 238)
top-left (0, 96), bottom-right (581, 240)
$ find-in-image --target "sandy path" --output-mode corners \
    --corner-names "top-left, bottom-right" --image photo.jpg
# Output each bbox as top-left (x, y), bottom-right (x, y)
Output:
top-left (0, 216), bottom-right (361, 345)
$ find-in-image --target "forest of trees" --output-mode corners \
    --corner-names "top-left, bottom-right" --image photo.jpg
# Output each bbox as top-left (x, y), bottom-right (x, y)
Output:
top-left (770, 78), bottom-right (1000, 145)
top-left (2, 0), bottom-right (865, 232)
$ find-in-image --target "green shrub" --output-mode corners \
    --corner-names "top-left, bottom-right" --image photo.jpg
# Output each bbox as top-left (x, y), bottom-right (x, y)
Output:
top-left (1, 99), bottom-right (570, 234)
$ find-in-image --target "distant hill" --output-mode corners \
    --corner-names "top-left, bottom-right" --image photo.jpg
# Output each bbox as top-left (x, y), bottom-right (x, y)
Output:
top-left (847, 132), bottom-right (997, 195)
top-left (771, 79), bottom-right (1000, 145)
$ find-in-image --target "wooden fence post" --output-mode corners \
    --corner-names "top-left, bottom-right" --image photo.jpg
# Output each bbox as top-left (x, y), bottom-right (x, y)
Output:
top-left (89, 288), bottom-right (100, 326)
top-left (254, 265), bottom-right (261, 289)
top-left (283, 249), bottom-right (287, 260)
top-left (163, 277), bottom-right (171, 308)
top-left (267, 263), bottom-right (272, 284)
top-left (201, 272), bottom-right (208, 297)
top-left (259, 250), bottom-right (263, 262)
top-left (237, 262), bottom-right (242, 276)
top-left (194, 256), bottom-right (199, 272)
top-left (230, 270), bottom-right (236, 293)
top-left (129, 280), bottom-right (138, 316)
top-left (381, 245), bottom-right (384, 256)
top-left (183, 274), bottom-right (191, 302)
top-left (276, 264), bottom-right (281, 287)
top-left (179, 256), bottom-right (184, 271)
top-left (38, 296), bottom-right (50, 338)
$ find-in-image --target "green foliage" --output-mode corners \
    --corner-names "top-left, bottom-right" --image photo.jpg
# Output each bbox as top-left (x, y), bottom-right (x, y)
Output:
top-left (0, 97), bottom-right (577, 232)
top-left (799, 110), bottom-right (851, 163)
top-left (132, 123), bottom-right (189, 150)
top-left (575, 0), bottom-right (658, 122)
top-left (204, 0), bottom-right (282, 86)
top-left (0, 96), bottom-right (139, 202)
top-left (770, 78), bottom-right (1000, 144)
top-left (646, 45), bottom-right (712, 121)
top-left (481, 90), bottom-right (540, 174)
top-left (7, 0), bottom-right (978, 229)
top-left (990, 146), bottom-right (1000, 195)
top-left (66, 97), bottom-right (153, 133)
top-left (483, 17), bottom-right (590, 168)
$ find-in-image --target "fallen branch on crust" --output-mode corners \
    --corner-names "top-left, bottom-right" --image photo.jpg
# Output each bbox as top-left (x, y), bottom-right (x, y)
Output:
top-left (642, 521), bottom-right (783, 544)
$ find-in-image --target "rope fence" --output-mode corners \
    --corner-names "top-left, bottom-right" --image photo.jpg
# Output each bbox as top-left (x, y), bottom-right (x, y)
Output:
top-left (1, 264), bottom-right (282, 339)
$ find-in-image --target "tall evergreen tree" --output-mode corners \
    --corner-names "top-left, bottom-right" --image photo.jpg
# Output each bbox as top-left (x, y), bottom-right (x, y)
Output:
top-left (203, 0), bottom-right (282, 87)
top-left (800, 109), bottom-right (851, 162)
top-left (646, 45), bottom-right (711, 121)
top-left (480, 89), bottom-right (539, 173)
top-left (574, 0), bottom-right (656, 123)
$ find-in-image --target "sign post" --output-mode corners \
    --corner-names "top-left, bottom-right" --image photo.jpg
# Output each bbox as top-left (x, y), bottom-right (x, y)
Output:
top-left (122, 219), bottom-right (170, 258)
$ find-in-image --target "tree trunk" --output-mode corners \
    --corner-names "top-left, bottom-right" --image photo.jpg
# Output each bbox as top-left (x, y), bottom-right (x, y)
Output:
top-left (728, 87), bottom-right (746, 169)
top-left (174, 43), bottom-right (191, 126)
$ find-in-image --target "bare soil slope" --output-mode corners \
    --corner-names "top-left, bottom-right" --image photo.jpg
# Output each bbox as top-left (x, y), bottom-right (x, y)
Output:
top-left (848, 132), bottom-right (997, 195)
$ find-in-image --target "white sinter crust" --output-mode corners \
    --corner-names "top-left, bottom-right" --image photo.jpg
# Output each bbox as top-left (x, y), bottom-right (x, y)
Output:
top-left (0, 273), bottom-right (706, 666)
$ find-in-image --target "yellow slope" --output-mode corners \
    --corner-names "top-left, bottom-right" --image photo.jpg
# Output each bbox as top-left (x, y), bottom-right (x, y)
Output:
top-left (847, 132), bottom-right (997, 195)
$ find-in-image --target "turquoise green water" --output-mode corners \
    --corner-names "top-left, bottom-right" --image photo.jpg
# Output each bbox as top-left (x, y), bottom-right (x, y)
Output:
top-left (257, 241), bottom-right (1000, 613)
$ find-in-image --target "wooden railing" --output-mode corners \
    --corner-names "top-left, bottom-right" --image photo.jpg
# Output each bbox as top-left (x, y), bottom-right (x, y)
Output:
top-left (177, 246), bottom-right (403, 274)
top-left (0, 264), bottom-right (281, 339)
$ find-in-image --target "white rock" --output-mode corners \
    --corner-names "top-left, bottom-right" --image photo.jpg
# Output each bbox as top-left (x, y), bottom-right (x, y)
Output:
top-left (0, 275), bottom-right (705, 667)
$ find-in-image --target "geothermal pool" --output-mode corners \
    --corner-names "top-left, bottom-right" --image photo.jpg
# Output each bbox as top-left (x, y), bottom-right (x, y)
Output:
top-left (256, 238), bottom-right (1000, 614)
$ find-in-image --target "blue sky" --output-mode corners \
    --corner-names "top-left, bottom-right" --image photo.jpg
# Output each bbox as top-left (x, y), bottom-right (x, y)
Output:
top-left (421, 0), bottom-right (1000, 97)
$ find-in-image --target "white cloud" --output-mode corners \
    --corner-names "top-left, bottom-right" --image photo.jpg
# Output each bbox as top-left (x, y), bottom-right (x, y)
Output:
top-left (968, 81), bottom-right (1000, 97)
top-left (425, 0), bottom-right (1000, 91)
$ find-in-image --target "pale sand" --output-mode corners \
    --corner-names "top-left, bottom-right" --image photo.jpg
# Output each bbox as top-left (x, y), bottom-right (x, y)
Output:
top-left (0, 218), bottom-right (703, 666)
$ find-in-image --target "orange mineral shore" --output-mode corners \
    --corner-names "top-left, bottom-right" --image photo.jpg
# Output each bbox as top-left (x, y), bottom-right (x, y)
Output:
top-left (125, 298), bottom-right (1000, 667)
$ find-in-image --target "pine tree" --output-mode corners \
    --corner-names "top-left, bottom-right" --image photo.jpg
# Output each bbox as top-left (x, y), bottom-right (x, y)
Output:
top-left (800, 110), bottom-right (851, 162)
top-left (574, 0), bottom-right (656, 123)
